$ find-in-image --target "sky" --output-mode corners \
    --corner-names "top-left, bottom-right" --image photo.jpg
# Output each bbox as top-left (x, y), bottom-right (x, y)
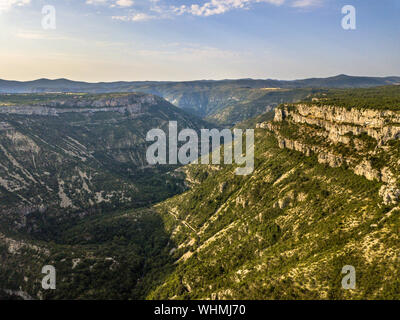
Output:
top-left (0, 0), bottom-right (399, 82)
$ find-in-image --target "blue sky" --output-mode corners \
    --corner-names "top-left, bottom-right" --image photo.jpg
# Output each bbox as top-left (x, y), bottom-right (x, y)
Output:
top-left (0, 0), bottom-right (399, 81)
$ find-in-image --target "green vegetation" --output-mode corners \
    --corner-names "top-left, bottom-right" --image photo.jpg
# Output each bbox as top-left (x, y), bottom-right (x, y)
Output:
top-left (2, 86), bottom-right (400, 300)
top-left (149, 130), bottom-right (400, 299)
top-left (0, 92), bottom-right (211, 300)
top-left (0, 93), bottom-right (82, 106)
top-left (302, 86), bottom-right (400, 110)
top-left (205, 88), bottom-right (316, 125)
top-left (0, 92), bottom-right (170, 108)
top-left (0, 93), bottom-right (211, 225)
top-left (0, 208), bottom-right (178, 299)
top-left (235, 110), bottom-right (275, 129)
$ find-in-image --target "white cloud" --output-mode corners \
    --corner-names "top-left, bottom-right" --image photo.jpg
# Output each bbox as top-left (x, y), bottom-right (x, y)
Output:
top-left (173, 0), bottom-right (284, 17)
top-left (131, 12), bottom-right (154, 21)
top-left (291, 0), bottom-right (321, 8)
top-left (86, 0), bottom-right (134, 7)
top-left (115, 0), bottom-right (134, 7)
top-left (112, 12), bottom-right (155, 22)
top-left (85, 0), bottom-right (108, 5)
top-left (0, 0), bottom-right (31, 13)
top-left (95, 0), bottom-right (320, 23)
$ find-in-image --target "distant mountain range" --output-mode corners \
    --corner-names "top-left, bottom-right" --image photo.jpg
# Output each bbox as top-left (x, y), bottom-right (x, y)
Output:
top-left (1, 75), bottom-right (399, 124)
top-left (1, 75), bottom-right (399, 93)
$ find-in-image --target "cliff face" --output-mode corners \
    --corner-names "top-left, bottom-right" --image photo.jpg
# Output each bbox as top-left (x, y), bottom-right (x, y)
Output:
top-left (259, 104), bottom-right (400, 205)
top-left (0, 93), bottom-right (207, 228)
top-left (149, 128), bottom-right (400, 300)
top-left (3, 89), bottom-right (400, 300)
top-left (274, 105), bottom-right (400, 145)
top-left (0, 93), bottom-right (163, 116)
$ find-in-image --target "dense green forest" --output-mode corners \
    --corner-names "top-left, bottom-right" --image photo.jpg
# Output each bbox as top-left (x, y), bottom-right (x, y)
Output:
top-left (150, 129), bottom-right (400, 299)
top-left (303, 85), bottom-right (400, 110)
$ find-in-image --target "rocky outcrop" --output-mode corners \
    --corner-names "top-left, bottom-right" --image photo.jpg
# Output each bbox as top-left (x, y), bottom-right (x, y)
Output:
top-left (353, 160), bottom-right (381, 181)
top-left (276, 104), bottom-right (400, 127)
top-left (0, 92), bottom-right (202, 221)
top-left (267, 122), bottom-right (351, 168)
top-left (379, 185), bottom-right (400, 205)
top-left (275, 104), bottom-right (400, 145)
top-left (0, 93), bottom-right (163, 116)
top-left (262, 103), bottom-right (400, 205)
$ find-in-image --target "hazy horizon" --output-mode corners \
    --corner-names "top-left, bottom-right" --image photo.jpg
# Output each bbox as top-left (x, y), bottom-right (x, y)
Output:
top-left (0, 0), bottom-right (399, 82)
top-left (1, 73), bottom-right (400, 84)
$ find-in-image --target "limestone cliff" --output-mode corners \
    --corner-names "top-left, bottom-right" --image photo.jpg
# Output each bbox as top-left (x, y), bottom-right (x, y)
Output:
top-left (0, 93), bottom-right (164, 116)
top-left (258, 103), bottom-right (400, 204)
top-left (0, 92), bottom-right (207, 226)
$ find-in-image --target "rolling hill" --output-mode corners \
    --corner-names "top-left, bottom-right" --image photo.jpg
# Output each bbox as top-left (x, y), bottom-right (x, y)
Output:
top-left (1, 75), bottom-right (399, 125)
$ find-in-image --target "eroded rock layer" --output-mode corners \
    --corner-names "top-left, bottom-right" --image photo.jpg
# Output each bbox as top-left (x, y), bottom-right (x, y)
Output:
top-left (258, 104), bottom-right (400, 204)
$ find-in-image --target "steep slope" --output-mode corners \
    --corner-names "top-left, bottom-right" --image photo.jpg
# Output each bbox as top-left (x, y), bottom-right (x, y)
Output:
top-left (148, 87), bottom-right (400, 299)
top-left (137, 85), bottom-right (313, 120)
top-left (203, 88), bottom-right (314, 125)
top-left (0, 93), bottom-right (209, 235)
top-left (2, 86), bottom-right (400, 300)
top-left (0, 92), bottom-right (212, 300)
top-left (0, 207), bottom-right (176, 300)
top-left (1, 75), bottom-right (399, 124)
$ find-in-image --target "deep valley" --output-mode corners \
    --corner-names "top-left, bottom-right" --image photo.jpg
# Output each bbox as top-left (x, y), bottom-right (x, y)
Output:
top-left (0, 79), bottom-right (400, 300)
